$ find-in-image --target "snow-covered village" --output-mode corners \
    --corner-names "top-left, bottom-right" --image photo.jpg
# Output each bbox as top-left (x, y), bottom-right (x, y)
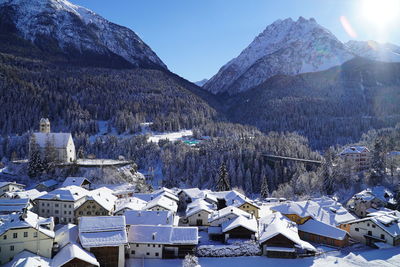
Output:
top-left (1, 0), bottom-right (400, 266)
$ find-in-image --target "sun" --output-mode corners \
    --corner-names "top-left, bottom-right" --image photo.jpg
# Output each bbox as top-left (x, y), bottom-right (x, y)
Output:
top-left (360, 0), bottom-right (400, 28)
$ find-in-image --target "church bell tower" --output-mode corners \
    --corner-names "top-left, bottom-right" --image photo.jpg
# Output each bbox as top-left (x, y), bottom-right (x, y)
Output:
top-left (39, 118), bottom-right (51, 133)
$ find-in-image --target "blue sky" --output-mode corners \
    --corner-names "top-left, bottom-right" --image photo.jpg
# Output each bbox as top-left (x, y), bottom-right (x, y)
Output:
top-left (71, 0), bottom-right (400, 82)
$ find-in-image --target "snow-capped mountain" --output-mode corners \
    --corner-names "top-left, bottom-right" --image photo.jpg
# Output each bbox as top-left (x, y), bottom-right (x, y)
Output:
top-left (346, 40), bottom-right (400, 63)
top-left (204, 17), bottom-right (353, 95)
top-left (0, 0), bottom-right (166, 69)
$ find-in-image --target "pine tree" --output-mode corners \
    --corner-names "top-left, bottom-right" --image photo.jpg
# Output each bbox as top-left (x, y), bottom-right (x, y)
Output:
top-left (371, 137), bottom-right (385, 185)
top-left (321, 148), bottom-right (334, 195)
top-left (28, 135), bottom-right (43, 177)
top-left (43, 136), bottom-right (57, 172)
top-left (216, 162), bottom-right (230, 191)
top-left (260, 175), bottom-right (269, 199)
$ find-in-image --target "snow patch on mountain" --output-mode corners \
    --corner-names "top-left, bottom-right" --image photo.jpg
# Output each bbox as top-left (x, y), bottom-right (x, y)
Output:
top-left (195, 79), bottom-right (208, 87)
top-left (346, 40), bottom-right (400, 63)
top-left (204, 17), bottom-right (354, 95)
top-left (0, 0), bottom-right (167, 69)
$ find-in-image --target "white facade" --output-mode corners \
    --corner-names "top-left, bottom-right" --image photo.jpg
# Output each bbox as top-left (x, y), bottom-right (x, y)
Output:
top-left (187, 210), bottom-right (211, 226)
top-left (37, 198), bottom-right (86, 224)
top-left (128, 243), bottom-right (163, 259)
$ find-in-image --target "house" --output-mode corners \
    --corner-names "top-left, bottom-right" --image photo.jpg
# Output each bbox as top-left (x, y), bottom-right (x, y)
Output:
top-left (347, 211), bottom-right (400, 247)
top-left (35, 179), bottom-right (59, 192)
top-left (114, 197), bottom-right (147, 215)
top-left (31, 118), bottom-right (76, 163)
top-left (271, 197), bottom-right (354, 247)
top-left (79, 216), bottom-right (127, 267)
top-left (1, 189), bottom-right (47, 201)
top-left (259, 212), bottom-right (316, 258)
top-left (113, 189), bottom-right (135, 199)
top-left (209, 215), bottom-right (258, 242)
top-left (339, 146), bottom-right (371, 171)
top-left (35, 186), bottom-right (90, 224)
top-left (0, 181), bottom-right (25, 194)
top-left (128, 225), bottom-right (198, 259)
top-left (225, 192), bottom-right (261, 219)
top-left (208, 205), bottom-right (253, 227)
top-left (61, 177), bottom-right (91, 189)
top-left (0, 211), bottom-right (55, 265)
top-left (3, 250), bottom-right (51, 267)
top-left (185, 199), bottom-right (214, 226)
top-left (143, 195), bottom-right (178, 213)
top-left (0, 198), bottom-right (32, 214)
top-left (347, 186), bottom-right (397, 218)
top-left (124, 210), bottom-right (178, 230)
top-left (52, 243), bottom-right (100, 267)
top-left (74, 187), bottom-right (117, 219)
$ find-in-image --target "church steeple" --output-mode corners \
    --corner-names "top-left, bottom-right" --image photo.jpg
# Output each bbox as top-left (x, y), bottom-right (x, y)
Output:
top-left (39, 118), bottom-right (50, 133)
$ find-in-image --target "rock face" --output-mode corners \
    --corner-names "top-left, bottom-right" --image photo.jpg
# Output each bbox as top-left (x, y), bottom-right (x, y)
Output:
top-left (0, 0), bottom-right (166, 69)
top-left (346, 40), bottom-right (400, 63)
top-left (203, 17), bottom-right (353, 95)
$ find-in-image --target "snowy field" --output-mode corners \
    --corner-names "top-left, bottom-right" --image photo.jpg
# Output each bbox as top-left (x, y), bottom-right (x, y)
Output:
top-left (147, 129), bottom-right (193, 143)
top-left (126, 247), bottom-right (400, 267)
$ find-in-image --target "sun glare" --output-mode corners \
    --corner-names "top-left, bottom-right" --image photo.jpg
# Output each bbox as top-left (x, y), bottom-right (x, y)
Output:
top-left (361, 0), bottom-right (400, 28)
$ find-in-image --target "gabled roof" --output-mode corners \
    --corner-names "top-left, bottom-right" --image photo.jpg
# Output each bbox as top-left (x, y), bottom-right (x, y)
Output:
top-left (61, 177), bottom-right (91, 188)
top-left (221, 215), bottom-right (258, 233)
top-left (33, 132), bottom-right (73, 149)
top-left (52, 243), bottom-right (99, 267)
top-left (79, 216), bottom-right (127, 247)
top-left (271, 197), bottom-right (355, 226)
top-left (128, 225), bottom-right (198, 245)
top-left (298, 219), bottom-right (348, 240)
top-left (340, 146), bottom-right (370, 155)
top-left (3, 250), bottom-right (51, 267)
top-left (353, 186), bottom-right (396, 204)
top-left (144, 195), bottom-right (178, 212)
top-left (208, 206), bottom-right (251, 223)
top-left (124, 210), bottom-right (175, 226)
top-left (186, 199), bottom-right (213, 217)
top-left (115, 197), bottom-right (147, 214)
top-left (0, 198), bottom-right (31, 213)
top-left (0, 211), bottom-right (55, 238)
top-left (0, 181), bottom-right (25, 188)
top-left (55, 224), bottom-right (79, 249)
top-left (353, 211), bottom-right (400, 238)
top-left (3, 189), bottom-right (47, 200)
top-left (179, 188), bottom-right (203, 200)
top-left (37, 179), bottom-right (58, 188)
top-left (37, 186), bottom-right (89, 202)
top-left (259, 212), bottom-right (316, 251)
top-left (83, 187), bottom-right (117, 212)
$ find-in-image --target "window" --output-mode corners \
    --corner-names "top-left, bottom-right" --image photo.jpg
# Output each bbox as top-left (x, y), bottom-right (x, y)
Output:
top-left (147, 244), bottom-right (150, 247)
top-left (55, 210), bottom-right (59, 214)
top-left (10, 246), bottom-right (14, 251)
top-left (146, 252), bottom-right (150, 256)
top-left (198, 214), bottom-right (201, 217)
top-left (155, 252), bottom-right (159, 257)
top-left (355, 228), bottom-right (359, 232)
top-left (64, 204), bottom-right (67, 208)
top-left (381, 234), bottom-right (385, 240)
top-left (3, 235), bottom-right (6, 240)
top-left (63, 211), bottom-right (66, 215)
top-left (368, 231), bottom-right (372, 236)
top-left (79, 211), bottom-right (83, 215)
top-left (24, 232), bottom-right (28, 238)
top-left (158, 245), bottom-right (161, 247)
top-left (41, 203), bottom-right (44, 206)
top-left (69, 205), bottom-right (72, 208)
top-left (153, 244), bottom-right (155, 247)
top-left (136, 244), bottom-right (139, 247)
top-left (68, 218), bottom-right (72, 222)
top-left (87, 211), bottom-right (91, 215)
top-left (42, 209), bottom-right (45, 213)
top-left (69, 211), bottom-right (71, 215)
top-left (55, 204), bottom-right (59, 207)
top-left (13, 233), bottom-right (17, 238)
top-left (372, 225), bottom-right (376, 228)
top-left (131, 250), bottom-right (135, 254)
top-left (47, 203), bottom-right (50, 207)
top-left (33, 232), bottom-right (38, 238)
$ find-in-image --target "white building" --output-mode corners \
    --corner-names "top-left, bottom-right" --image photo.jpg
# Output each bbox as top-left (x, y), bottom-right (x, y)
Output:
top-left (339, 146), bottom-right (371, 171)
top-left (31, 118), bottom-right (76, 163)
top-left (0, 182), bottom-right (25, 194)
top-left (185, 199), bottom-right (214, 226)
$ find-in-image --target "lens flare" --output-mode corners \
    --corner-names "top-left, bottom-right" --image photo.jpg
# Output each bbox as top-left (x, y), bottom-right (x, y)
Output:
top-left (360, 0), bottom-right (400, 28)
top-left (340, 16), bottom-right (357, 38)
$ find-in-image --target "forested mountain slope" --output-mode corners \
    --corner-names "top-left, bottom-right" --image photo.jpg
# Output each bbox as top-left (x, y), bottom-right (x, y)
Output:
top-left (225, 58), bottom-right (400, 148)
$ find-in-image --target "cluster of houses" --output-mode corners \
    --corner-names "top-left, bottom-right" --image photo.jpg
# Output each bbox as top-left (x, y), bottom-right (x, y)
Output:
top-left (1, 177), bottom-right (400, 266)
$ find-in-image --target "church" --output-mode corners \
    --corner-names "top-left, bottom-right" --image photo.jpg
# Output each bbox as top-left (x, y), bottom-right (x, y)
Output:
top-left (31, 118), bottom-right (76, 163)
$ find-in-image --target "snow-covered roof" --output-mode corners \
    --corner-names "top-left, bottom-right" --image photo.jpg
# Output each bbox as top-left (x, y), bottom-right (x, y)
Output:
top-left (61, 177), bottom-right (91, 187)
top-left (134, 189), bottom-right (179, 203)
top-left (83, 187), bottom-right (117, 212)
top-left (33, 132), bottom-right (73, 149)
top-left (124, 210), bottom-right (174, 226)
top-left (271, 197), bottom-right (355, 226)
top-left (115, 197), bottom-right (147, 214)
top-left (259, 212), bottom-right (316, 251)
top-left (179, 188), bottom-right (203, 200)
top-left (298, 219), bottom-right (348, 240)
top-left (37, 186), bottom-right (90, 202)
top-left (353, 186), bottom-right (396, 204)
top-left (0, 211), bottom-right (55, 238)
top-left (52, 243), bottom-right (99, 267)
top-left (79, 216), bottom-right (127, 247)
top-left (55, 224), bottom-right (78, 249)
top-left (0, 198), bottom-right (30, 213)
top-left (128, 225), bottom-right (198, 245)
top-left (226, 194), bottom-right (260, 209)
top-left (0, 181), bottom-right (25, 188)
top-left (144, 195), bottom-right (178, 212)
top-left (208, 206), bottom-right (251, 223)
top-left (3, 250), bottom-right (51, 267)
top-left (340, 146), bottom-right (370, 155)
top-left (354, 211), bottom-right (400, 238)
top-left (37, 179), bottom-right (58, 188)
top-left (2, 189), bottom-right (47, 200)
top-left (221, 215), bottom-right (258, 233)
top-left (186, 199), bottom-right (214, 217)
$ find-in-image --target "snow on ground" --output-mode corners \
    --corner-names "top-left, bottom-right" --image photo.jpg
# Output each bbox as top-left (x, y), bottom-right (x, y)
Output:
top-left (147, 129), bottom-right (193, 143)
top-left (126, 247), bottom-right (400, 267)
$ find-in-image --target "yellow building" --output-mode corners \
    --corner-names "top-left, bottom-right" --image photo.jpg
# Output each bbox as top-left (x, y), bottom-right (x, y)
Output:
top-left (237, 202), bottom-right (260, 219)
top-left (0, 211), bottom-right (55, 265)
